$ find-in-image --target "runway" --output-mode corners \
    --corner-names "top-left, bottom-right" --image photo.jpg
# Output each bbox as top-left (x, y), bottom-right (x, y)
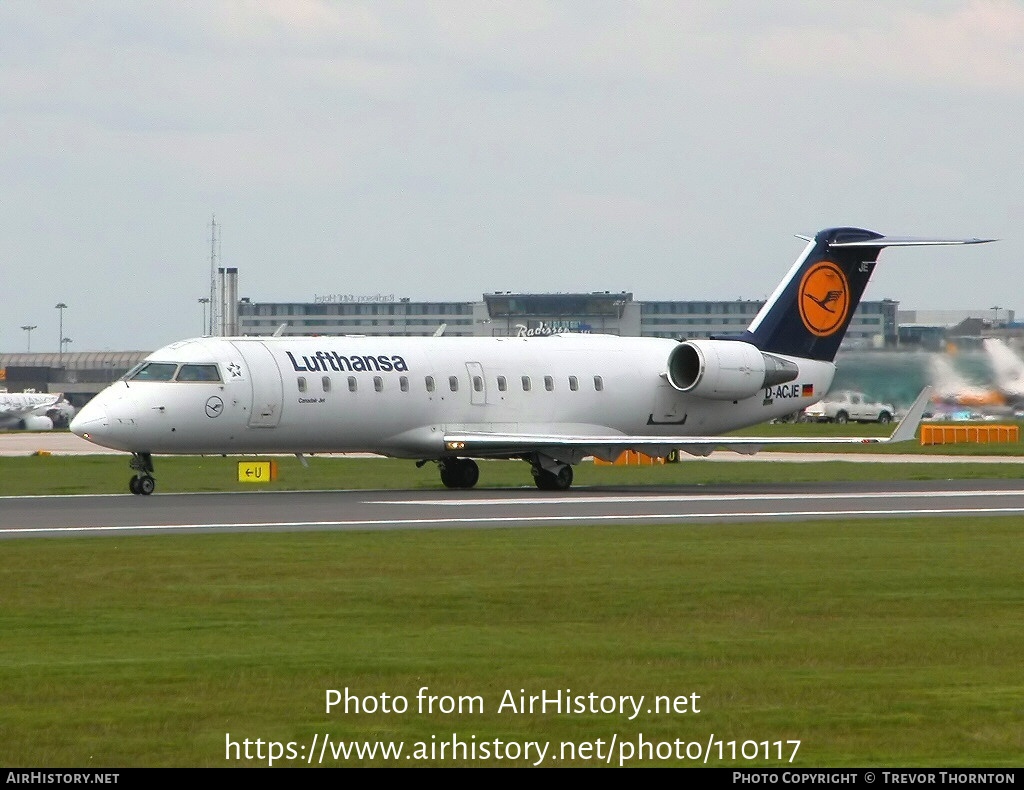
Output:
top-left (3, 480), bottom-right (1024, 539)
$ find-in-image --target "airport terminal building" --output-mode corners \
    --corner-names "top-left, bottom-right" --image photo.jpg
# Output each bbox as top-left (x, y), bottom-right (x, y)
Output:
top-left (236, 293), bottom-right (898, 347)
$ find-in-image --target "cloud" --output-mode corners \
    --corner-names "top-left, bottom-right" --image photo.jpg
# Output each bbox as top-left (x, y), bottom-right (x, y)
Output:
top-left (756, 0), bottom-right (1024, 91)
top-left (207, 0), bottom-right (386, 50)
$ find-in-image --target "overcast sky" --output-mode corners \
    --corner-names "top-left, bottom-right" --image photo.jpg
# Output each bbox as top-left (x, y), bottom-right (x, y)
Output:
top-left (2, 1), bottom-right (1021, 352)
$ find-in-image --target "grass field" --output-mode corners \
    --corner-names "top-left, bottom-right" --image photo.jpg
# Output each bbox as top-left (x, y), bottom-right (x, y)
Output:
top-left (3, 417), bottom-right (1023, 496)
top-left (734, 419), bottom-right (1024, 455)
top-left (1, 517), bottom-right (1022, 767)
top-left (3, 417), bottom-right (1023, 497)
top-left (2, 438), bottom-right (1022, 767)
top-left (3, 446), bottom-right (1024, 498)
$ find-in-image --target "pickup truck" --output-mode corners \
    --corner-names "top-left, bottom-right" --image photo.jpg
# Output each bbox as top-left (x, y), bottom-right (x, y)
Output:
top-left (802, 390), bottom-right (896, 424)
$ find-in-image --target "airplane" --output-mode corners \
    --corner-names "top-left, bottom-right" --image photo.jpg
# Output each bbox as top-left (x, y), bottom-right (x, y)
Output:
top-left (70, 227), bottom-right (992, 495)
top-left (0, 391), bottom-right (69, 430)
top-left (927, 354), bottom-right (1006, 408)
top-left (982, 338), bottom-right (1024, 405)
top-left (927, 339), bottom-right (1024, 413)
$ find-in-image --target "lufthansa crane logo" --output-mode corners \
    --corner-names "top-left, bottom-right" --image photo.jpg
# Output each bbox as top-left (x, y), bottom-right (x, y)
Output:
top-left (798, 261), bottom-right (849, 337)
top-left (205, 396), bottom-right (224, 419)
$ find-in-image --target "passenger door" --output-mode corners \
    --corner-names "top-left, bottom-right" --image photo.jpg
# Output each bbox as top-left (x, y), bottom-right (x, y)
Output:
top-left (230, 341), bottom-right (284, 427)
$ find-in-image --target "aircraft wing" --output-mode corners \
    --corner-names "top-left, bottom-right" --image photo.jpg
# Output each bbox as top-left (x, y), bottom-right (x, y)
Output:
top-left (444, 388), bottom-right (932, 457)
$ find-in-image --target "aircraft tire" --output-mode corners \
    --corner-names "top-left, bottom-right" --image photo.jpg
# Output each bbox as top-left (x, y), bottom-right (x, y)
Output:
top-left (440, 465), bottom-right (458, 488)
top-left (440, 458), bottom-right (479, 489)
top-left (533, 464), bottom-right (573, 491)
top-left (834, 411), bottom-right (849, 424)
top-left (129, 477), bottom-right (141, 495)
top-left (138, 475), bottom-right (156, 496)
top-left (878, 411), bottom-right (892, 424)
top-left (457, 459), bottom-right (479, 489)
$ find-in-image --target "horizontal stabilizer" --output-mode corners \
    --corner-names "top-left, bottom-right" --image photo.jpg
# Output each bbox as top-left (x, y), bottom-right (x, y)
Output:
top-left (829, 236), bottom-right (995, 248)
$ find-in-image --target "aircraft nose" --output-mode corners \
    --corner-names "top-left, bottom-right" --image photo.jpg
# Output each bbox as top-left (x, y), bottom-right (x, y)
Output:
top-left (70, 398), bottom-right (108, 438)
top-left (70, 386), bottom-right (138, 450)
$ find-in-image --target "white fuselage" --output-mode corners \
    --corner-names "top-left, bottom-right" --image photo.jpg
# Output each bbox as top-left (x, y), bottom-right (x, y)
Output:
top-left (71, 333), bottom-right (836, 458)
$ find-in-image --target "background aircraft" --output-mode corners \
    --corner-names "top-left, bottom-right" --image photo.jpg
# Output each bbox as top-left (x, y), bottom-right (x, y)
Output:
top-left (927, 355), bottom-right (1005, 408)
top-left (927, 339), bottom-right (1024, 413)
top-left (982, 338), bottom-right (1024, 405)
top-left (0, 391), bottom-right (71, 430)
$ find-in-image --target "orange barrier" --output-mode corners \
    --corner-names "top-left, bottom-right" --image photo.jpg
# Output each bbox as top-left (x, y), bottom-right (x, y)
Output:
top-left (920, 424), bottom-right (1019, 446)
top-left (594, 450), bottom-right (679, 466)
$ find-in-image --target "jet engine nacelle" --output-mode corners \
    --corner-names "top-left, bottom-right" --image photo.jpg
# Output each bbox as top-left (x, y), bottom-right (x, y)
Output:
top-left (666, 339), bottom-right (798, 400)
top-left (19, 415), bottom-right (54, 431)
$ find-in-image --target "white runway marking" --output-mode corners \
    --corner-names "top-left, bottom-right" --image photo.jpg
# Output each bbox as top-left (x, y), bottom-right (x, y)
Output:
top-left (3, 489), bottom-right (1015, 505)
top-left (4, 506), bottom-right (1024, 536)
top-left (379, 490), bottom-right (1024, 506)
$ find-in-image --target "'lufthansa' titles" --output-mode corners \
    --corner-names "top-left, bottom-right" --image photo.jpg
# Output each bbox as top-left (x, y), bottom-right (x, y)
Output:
top-left (285, 350), bottom-right (409, 373)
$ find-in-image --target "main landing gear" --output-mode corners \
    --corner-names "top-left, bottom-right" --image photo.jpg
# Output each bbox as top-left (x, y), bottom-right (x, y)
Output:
top-left (438, 457), bottom-right (480, 489)
top-left (531, 462), bottom-right (573, 491)
top-left (423, 455), bottom-right (575, 491)
top-left (128, 452), bottom-right (156, 496)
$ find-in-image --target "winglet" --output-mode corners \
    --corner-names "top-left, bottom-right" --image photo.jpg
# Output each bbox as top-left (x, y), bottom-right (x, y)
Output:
top-left (885, 387), bottom-right (932, 444)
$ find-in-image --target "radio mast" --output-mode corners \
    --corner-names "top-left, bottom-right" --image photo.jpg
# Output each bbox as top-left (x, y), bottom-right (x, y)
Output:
top-left (208, 215), bottom-right (219, 335)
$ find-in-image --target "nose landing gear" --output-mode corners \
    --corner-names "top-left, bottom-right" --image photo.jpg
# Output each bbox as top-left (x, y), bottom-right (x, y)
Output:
top-left (128, 452), bottom-right (156, 496)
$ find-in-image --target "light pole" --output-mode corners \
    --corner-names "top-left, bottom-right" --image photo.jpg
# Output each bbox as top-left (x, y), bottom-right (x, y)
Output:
top-left (199, 298), bottom-right (210, 335)
top-left (21, 325), bottom-right (37, 353)
top-left (61, 337), bottom-right (73, 355)
top-left (55, 303), bottom-right (67, 364)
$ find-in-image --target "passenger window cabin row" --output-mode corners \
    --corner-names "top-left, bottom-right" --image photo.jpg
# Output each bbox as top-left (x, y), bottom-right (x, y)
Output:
top-left (296, 374), bottom-right (605, 394)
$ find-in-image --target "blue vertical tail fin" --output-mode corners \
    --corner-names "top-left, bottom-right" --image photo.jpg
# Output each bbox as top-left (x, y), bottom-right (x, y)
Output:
top-left (738, 228), bottom-right (993, 362)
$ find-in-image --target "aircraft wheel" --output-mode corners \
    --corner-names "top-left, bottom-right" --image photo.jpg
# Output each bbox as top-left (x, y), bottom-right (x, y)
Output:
top-left (834, 411), bottom-right (849, 424)
top-left (533, 467), bottom-right (555, 490)
top-left (129, 477), bottom-right (141, 495)
top-left (138, 475), bottom-right (156, 496)
top-left (458, 459), bottom-right (479, 488)
top-left (878, 411), bottom-right (892, 424)
top-left (440, 458), bottom-right (479, 489)
top-left (533, 464), bottom-right (573, 491)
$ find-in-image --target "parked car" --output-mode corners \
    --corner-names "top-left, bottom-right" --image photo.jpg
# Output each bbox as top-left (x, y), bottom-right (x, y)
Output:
top-left (802, 390), bottom-right (896, 424)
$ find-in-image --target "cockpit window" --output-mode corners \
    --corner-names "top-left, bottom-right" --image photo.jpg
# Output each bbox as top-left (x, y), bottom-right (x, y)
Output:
top-left (120, 363), bottom-right (145, 381)
top-left (176, 364), bottom-right (222, 382)
top-left (128, 362), bottom-right (178, 381)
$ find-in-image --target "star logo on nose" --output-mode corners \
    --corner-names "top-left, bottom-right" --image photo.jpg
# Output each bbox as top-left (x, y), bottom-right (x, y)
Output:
top-left (227, 363), bottom-right (242, 378)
